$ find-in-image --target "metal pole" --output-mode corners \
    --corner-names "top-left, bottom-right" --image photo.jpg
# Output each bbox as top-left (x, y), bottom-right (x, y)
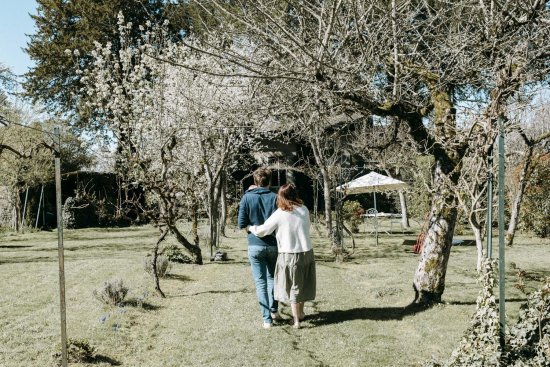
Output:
top-left (497, 117), bottom-right (506, 349)
top-left (486, 145), bottom-right (493, 258)
top-left (54, 126), bottom-right (68, 367)
top-left (35, 185), bottom-right (44, 228)
top-left (373, 191), bottom-right (378, 246)
top-left (21, 187), bottom-right (29, 232)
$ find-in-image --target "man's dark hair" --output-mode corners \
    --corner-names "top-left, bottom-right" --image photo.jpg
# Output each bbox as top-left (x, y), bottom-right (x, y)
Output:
top-left (253, 168), bottom-right (272, 187)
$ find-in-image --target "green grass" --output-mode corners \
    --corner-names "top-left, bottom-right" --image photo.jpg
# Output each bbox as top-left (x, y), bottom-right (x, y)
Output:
top-left (0, 224), bottom-right (549, 367)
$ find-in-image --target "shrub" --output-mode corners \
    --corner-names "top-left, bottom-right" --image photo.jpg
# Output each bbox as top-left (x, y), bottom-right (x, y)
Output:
top-left (54, 338), bottom-right (96, 364)
top-left (424, 262), bottom-right (550, 367)
top-left (521, 154), bottom-right (550, 238)
top-left (227, 202), bottom-right (239, 228)
top-left (505, 277), bottom-right (550, 366)
top-left (408, 156), bottom-right (433, 220)
top-left (342, 200), bottom-right (364, 233)
top-left (93, 278), bottom-right (128, 306)
top-left (163, 245), bottom-right (193, 264)
top-left (144, 254), bottom-right (171, 278)
top-left (62, 197), bottom-right (76, 229)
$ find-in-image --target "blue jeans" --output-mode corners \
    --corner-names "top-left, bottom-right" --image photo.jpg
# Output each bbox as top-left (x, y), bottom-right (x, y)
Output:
top-left (248, 245), bottom-right (278, 323)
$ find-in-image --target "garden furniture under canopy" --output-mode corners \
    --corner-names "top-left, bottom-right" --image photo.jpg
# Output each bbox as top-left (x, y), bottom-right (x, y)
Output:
top-left (336, 172), bottom-right (408, 245)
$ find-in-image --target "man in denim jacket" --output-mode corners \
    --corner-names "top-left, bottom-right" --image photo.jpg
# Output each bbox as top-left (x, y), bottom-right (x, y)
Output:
top-left (238, 168), bottom-right (281, 328)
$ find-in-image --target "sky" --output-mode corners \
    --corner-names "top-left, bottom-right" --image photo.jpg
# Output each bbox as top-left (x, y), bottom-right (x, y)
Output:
top-left (0, 0), bottom-right (37, 77)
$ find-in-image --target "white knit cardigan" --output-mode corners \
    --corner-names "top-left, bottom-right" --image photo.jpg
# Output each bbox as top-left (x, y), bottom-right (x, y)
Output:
top-left (248, 205), bottom-right (312, 253)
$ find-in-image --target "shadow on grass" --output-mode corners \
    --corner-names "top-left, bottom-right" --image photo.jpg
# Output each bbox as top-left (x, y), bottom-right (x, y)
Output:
top-left (91, 354), bottom-right (122, 366)
top-left (172, 287), bottom-right (252, 298)
top-left (0, 256), bottom-right (56, 265)
top-left (309, 303), bottom-right (430, 325)
top-left (204, 259), bottom-right (250, 265)
top-left (402, 239), bottom-right (418, 247)
top-left (446, 297), bottom-right (528, 306)
top-left (0, 245), bottom-right (33, 249)
top-left (165, 273), bottom-right (193, 282)
top-left (123, 299), bottom-right (162, 311)
top-left (314, 248), bottom-right (412, 264)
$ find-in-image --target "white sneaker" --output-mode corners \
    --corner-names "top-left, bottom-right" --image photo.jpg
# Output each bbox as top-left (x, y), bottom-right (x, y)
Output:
top-left (263, 322), bottom-right (272, 329)
top-left (293, 321), bottom-right (301, 329)
top-left (270, 312), bottom-right (282, 321)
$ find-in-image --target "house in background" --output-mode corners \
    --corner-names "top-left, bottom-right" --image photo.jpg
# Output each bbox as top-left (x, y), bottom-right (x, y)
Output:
top-left (231, 113), bottom-right (389, 212)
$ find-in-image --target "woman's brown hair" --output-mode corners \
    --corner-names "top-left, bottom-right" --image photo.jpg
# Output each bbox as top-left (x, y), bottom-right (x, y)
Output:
top-left (277, 183), bottom-right (303, 211)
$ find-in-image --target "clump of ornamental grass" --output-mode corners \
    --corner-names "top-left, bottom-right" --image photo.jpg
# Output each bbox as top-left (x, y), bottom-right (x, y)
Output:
top-left (144, 254), bottom-right (171, 278)
top-left (93, 278), bottom-right (129, 306)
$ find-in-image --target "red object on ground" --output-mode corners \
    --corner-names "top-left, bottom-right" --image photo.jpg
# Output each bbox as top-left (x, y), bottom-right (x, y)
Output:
top-left (412, 232), bottom-right (425, 254)
top-left (412, 213), bottom-right (430, 254)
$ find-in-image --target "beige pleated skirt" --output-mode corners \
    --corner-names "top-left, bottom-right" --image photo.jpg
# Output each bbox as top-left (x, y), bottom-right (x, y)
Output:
top-left (274, 250), bottom-right (316, 303)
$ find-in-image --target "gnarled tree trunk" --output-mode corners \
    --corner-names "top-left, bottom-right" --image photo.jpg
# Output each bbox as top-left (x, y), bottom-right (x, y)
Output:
top-left (152, 227), bottom-right (169, 298)
top-left (412, 86), bottom-right (464, 305)
top-left (413, 168), bottom-right (458, 305)
top-left (505, 144), bottom-right (533, 247)
top-left (398, 191), bottom-right (410, 229)
top-left (170, 224), bottom-right (203, 265)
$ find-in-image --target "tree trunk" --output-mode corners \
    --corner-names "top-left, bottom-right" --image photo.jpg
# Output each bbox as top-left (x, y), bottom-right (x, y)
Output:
top-left (208, 194), bottom-right (220, 258)
top-left (170, 224), bottom-right (203, 265)
top-left (413, 163), bottom-right (459, 305)
top-left (322, 171), bottom-right (333, 236)
top-left (505, 145), bottom-right (533, 247)
top-left (398, 190), bottom-right (410, 228)
top-left (13, 186), bottom-right (21, 232)
top-left (384, 170), bottom-right (409, 228)
top-left (472, 222), bottom-right (484, 272)
top-left (309, 135), bottom-right (333, 236)
top-left (313, 178), bottom-right (318, 224)
top-left (220, 172), bottom-right (227, 237)
top-left (152, 227), bottom-right (168, 298)
top-left (20, 186), bottom-right (29, 233)
top-left (191, 201), bottom-right (199, 246)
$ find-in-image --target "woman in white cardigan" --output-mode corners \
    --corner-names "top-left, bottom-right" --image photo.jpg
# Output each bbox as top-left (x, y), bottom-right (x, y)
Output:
top-left (248, 183), bottom-right (316, 329)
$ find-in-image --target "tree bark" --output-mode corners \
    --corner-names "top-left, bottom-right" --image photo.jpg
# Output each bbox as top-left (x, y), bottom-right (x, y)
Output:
top-left (313, 178), bottom-right (318, 224)
top-left (170, 224), bottom-right (203, 265)
top-left (398, 191), bottom-right (410, 229)
top-left (309, 135), bottom-right (333, 236)
top-left (12, 185), bottom-right (21, 232)
top-left (472, 222), bottom-right (484, 272)
top-left (322, 171), bottom-right (333, 236)
top-left (220, 172), bottom-right (227, 237)
top-left (152, 227), bottom-right (168, 298)
top-left (413, 170), bottom-right (458, 305)
top-left (505, 144), bottom-right (533, 247)
top-left (191, 201), bottom-right (200, 246)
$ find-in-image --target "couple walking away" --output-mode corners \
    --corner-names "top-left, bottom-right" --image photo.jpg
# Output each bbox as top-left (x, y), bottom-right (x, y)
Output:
top-left (238, 168), bottom-right (316, 329)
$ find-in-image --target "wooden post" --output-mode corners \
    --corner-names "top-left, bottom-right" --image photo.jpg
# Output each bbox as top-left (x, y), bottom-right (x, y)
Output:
top-left (54, 126), bottom-right (68, 367)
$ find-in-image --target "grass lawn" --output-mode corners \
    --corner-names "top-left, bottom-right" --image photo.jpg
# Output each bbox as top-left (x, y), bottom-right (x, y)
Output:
top-left (1, 223), bottom-right (549, 367)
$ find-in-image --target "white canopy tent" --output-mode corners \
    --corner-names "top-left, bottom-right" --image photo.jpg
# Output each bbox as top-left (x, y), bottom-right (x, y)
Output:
top-left (336, 172), bottom-right (408, 245)
top-left (336, 171), bottom-right (408, 195)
